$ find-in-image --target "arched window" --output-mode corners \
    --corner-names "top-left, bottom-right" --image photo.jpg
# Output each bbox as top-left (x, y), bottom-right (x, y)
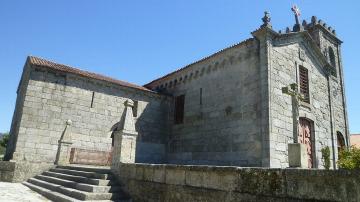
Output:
top-left (328, 47), bottom-right (336, 67)
top-left (337, 131), bottom-right (346, 155)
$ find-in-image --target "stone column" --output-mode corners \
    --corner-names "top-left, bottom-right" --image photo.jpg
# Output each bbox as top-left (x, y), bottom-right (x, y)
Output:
top-left (112, 99), bottom-right (138, 168)
top-left (55, 120), bottom-right (73, 165)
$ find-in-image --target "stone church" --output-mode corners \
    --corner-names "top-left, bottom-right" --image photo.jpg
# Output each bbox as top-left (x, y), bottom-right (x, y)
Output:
top-left (5, 11), bottom-right (349, 170)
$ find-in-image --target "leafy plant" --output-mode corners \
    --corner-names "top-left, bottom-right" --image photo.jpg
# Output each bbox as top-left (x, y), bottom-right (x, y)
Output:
top-left (0, 132), bottom-right (9, 148)
top-left (338, 146), bottom-right (360, 170)
top-left (321, 146), bottom-right (331, 170)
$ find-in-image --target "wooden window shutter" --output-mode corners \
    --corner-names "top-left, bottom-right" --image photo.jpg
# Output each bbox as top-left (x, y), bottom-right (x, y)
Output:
top-left (174, 95), bottom-right (185, 124)
top-left (299, 66), bottom-right (310, 103)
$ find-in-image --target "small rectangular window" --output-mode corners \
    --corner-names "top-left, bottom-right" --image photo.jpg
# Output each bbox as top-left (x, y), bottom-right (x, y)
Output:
top-left (299, 66), bottom-right (310, 103)
top-left (174, 95), bottom-right (185, 124)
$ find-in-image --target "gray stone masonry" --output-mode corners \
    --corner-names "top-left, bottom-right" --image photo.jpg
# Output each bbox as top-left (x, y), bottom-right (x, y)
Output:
top-left (147, 39), bottom-right (263, 167)
top-left (5, 13), bottom-right (349, 170)
top-left (113, 163), bottom-right (360, 202)
top-left (6, 60), bottom-right (171, 165)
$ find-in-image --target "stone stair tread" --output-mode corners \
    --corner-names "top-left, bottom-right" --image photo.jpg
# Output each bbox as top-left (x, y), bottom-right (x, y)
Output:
top-left (36, 174), bottom-right (121, 193)
top-left (50, 168), bottom-right (112, 179)
top-left (43, 170), bottom-right (114, 186)
top-left (28, 177), bottom-right (125, 201)
top-left (23, 181), bottom-right (81, 202)
top-left (57, 165), bottom-right (111, 174)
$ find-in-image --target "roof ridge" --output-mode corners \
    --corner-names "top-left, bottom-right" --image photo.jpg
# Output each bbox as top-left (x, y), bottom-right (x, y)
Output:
top-left (27, 56), bottom-right (156, 93)
top-left (144, 38), bottom-right (255, 87)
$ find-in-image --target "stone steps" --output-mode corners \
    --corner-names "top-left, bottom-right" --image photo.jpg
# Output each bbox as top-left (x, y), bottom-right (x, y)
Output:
top-left (23, 165), bottom-right (131, 202)
top-left (43, 171), bottom-right (114, 186)
top-left (49, 168), bottom-right (113, 180)
top-left (57, 165), bottom-right (112, 174)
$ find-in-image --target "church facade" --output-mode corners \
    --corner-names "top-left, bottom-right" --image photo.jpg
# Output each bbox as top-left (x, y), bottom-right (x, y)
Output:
top-left (5, 12), bottom-right (349, 169)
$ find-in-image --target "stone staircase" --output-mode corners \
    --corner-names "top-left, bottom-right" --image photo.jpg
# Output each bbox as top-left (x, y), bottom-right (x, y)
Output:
top-left (23, 165), bottom-right (131, 202)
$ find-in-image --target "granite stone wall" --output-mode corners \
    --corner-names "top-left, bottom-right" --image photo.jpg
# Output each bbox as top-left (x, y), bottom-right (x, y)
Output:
top-left (147, 39), bottom-right (263, 167)
top-left (6, 64), bottom-right (171, 164)
top-left (113, 163), bottom-right (360, 202)
top-left (268, 33), bottom-right (347, 168)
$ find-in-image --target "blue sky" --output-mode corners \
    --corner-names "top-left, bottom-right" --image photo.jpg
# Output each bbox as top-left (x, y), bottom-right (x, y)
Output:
top-left (0, 1), bottom-right (359, 133)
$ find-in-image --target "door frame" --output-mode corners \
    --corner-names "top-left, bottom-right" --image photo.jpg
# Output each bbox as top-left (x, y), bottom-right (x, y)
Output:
top-left (299, 117), bottom-right (317, 168)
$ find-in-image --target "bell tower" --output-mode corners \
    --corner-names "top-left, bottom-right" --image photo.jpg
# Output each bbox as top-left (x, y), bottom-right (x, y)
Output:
top-left (304, 16), bottom-right (350, 152)
top-left (304, 16), bottom-right (343, 76)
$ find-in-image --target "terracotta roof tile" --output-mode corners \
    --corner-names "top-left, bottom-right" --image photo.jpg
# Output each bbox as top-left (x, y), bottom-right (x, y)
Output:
top-left (28, 56), bottom-right (155, 93)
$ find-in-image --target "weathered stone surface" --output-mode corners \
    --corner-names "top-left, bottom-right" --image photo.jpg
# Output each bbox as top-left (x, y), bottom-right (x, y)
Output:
top-left (6, 62), bottom-right (170, 165)
top-left (0, 161), bottom-right (54, 182)
top-left (5, 13), bottom-right (349, 170)
top-left (288, 143), bottom-right (308, 168)
top-left (114, 163), bottom-right (360, 202)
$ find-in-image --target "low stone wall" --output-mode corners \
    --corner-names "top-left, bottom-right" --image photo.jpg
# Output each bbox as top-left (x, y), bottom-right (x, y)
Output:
top-left (112, 163), bottom-right (360, 202)
top-left (0, 161), bottom-right (54, 182)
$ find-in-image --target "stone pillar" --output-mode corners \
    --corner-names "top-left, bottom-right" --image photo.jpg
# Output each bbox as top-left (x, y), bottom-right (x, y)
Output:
top-left (288, 143), bottom-right (308, 168)
top-left (112, 99), bottom-right (138, 168)
top-left (55, 120), bottom-right (73, 165)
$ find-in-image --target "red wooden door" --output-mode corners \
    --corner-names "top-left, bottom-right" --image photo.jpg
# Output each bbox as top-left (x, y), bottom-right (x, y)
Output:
top-left (298, 118), bottom-right (313, 168)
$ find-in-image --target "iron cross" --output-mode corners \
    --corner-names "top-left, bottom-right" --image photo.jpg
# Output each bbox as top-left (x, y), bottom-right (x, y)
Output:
top-left (282, 83), bottom-right (305, 143)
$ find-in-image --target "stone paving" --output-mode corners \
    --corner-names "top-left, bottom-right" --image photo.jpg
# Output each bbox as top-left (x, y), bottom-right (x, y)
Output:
top-left (0, 182), bottom-right (50, 202)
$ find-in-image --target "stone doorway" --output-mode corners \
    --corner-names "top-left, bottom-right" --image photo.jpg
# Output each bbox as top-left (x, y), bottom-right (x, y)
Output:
top-left (298, 118), bottom-right (313, 168)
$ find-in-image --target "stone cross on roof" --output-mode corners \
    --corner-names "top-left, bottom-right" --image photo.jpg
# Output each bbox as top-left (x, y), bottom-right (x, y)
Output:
top-left (291, 5), bottom-right (301, 17)
top-left (291, 5), bottom-right (303, 32)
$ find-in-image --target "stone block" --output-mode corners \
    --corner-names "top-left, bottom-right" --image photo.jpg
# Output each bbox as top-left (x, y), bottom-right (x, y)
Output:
top-left (185, 168), bottom-right (204, 187)
top-left (153, 165), bottom-right (165, 183)
top-left (165, 166), bottom-right (185, 185)
top-left (288, 143), bottom-right (308, 168)
top-left (143, 165), bottom-right (154, 181)
top-left (203, 167), bottom-right (237, 191)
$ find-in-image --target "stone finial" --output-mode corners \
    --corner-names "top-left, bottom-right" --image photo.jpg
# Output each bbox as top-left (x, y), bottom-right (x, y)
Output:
top-left (119, 99), bottom-right (137, 134)
top-left (332, 29), bottom-right (336, 35)
top-left (286, 27), bottom-right (291, 33)
top-left (66, 119), bottom-right (72, 126)
top-left (311, 16), bottom-right (318, 24)
top-left (261, 11), bottom-right (272, 28)
top-left (279, 30), bottom-right (282, 34)
top-left (302, 20), bottom-right (307, 27)
top-left (318, 19), bottom-right (323, 24)
top-left (124, 99), bottom-right (134, 108)
top-left (328, 26), bottom-right (332, 32)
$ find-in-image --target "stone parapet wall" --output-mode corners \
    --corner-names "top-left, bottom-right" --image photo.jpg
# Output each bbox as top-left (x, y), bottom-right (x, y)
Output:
top-left (113, 163), bottom-right (360, 202)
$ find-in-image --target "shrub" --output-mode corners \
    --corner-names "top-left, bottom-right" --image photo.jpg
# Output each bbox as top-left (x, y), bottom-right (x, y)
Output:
top-left (0, 132), bottom-right (9, 148)
top-left (0, 133), bottom-right (9, 160)
top-left (338, 146), bottom-right (360, 170)
top-left (321, 146), bottom-right (331, 170)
